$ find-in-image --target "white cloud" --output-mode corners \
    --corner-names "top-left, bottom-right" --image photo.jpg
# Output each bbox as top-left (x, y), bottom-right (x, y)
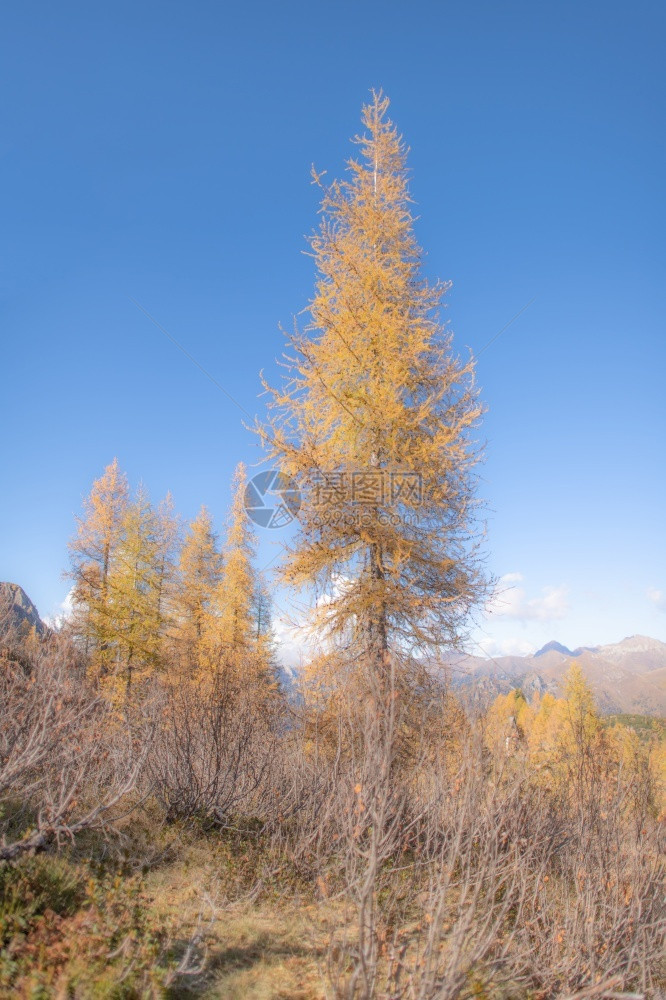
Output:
top-left (647, 588), bottom-right (666, 613)
top-left (487, 573), bottom-right (569, 623)
top-left (272, 612), bottom-right (315, 672)
top-left (275, 572), bottom-right (570, 668)
top-left (273, 574), bottom-right (353, 671)
top-left (43, 587), bottom-right (76, 630)
top-left (475, 635), bottom-right (536, 658)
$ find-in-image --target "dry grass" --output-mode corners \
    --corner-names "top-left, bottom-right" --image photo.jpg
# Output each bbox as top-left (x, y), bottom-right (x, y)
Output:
top-left (142, 845), bottom-right (328, 998)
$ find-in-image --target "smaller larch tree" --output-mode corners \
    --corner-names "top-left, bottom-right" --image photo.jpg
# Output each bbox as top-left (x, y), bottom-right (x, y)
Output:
top-left (68, 458), bottom-right (129, 673)
top-left (153, 493), bottom-right (180, 638)
top-left (106, 485), bottom-right (164, 702)
top-left (205, 463), bottom-right (276, 694)
top-left (173, 505), bottom-right (223, 671)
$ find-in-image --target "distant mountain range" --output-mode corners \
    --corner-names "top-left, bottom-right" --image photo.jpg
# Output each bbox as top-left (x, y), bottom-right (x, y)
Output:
top-left (443, 635), bottom-right (666, 717)
top-left (1, 580), bottom-right (664, 717)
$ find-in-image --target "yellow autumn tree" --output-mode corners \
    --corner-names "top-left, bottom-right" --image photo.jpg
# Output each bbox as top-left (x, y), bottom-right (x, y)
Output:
top-left (172, 505), bottom-right (222, 671)
top-left (217, 464), bottom-right (256, 653)
top-left (68, 458), bottom-right (129, 673)
top-left (484, 688), bottom-right (535, 755)
top-left (105, 485), bottom-right (164, 703)
top-left (258, 92), bottom-right (487, 677)
top-left (153, 493), bottom-right (180, 638)
top-left (204, 463), bottom-right (275, 693)
top-left (527, 691), bottom-right (567, 774)
top-left (562, 661), bottom-right (599, 748)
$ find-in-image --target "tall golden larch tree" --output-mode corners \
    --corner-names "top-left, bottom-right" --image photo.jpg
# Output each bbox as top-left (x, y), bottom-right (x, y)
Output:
top-left (259, 92), bottom-right (487, 670)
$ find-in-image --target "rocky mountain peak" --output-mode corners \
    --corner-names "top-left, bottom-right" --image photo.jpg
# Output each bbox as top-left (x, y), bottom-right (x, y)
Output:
top-left (0, 582), bottom-right (46, 636)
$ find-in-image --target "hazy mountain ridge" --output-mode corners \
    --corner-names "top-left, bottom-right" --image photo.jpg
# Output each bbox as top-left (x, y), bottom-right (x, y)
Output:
top-left (1, 580), bottom-right (664, 716)
top-left (446, 635), bottom-right (666, 716)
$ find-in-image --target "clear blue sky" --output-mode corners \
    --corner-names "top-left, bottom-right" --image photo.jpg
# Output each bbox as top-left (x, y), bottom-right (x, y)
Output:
top-left (1, 0), bottom-right (664, 654)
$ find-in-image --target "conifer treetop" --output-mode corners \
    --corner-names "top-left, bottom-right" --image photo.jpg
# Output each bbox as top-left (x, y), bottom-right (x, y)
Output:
top-left (259, 92), bottom-right (488, 661)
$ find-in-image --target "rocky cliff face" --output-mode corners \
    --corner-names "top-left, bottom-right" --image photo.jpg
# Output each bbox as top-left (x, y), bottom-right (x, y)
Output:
top-left (0, 582), bottom-right (46, 636)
